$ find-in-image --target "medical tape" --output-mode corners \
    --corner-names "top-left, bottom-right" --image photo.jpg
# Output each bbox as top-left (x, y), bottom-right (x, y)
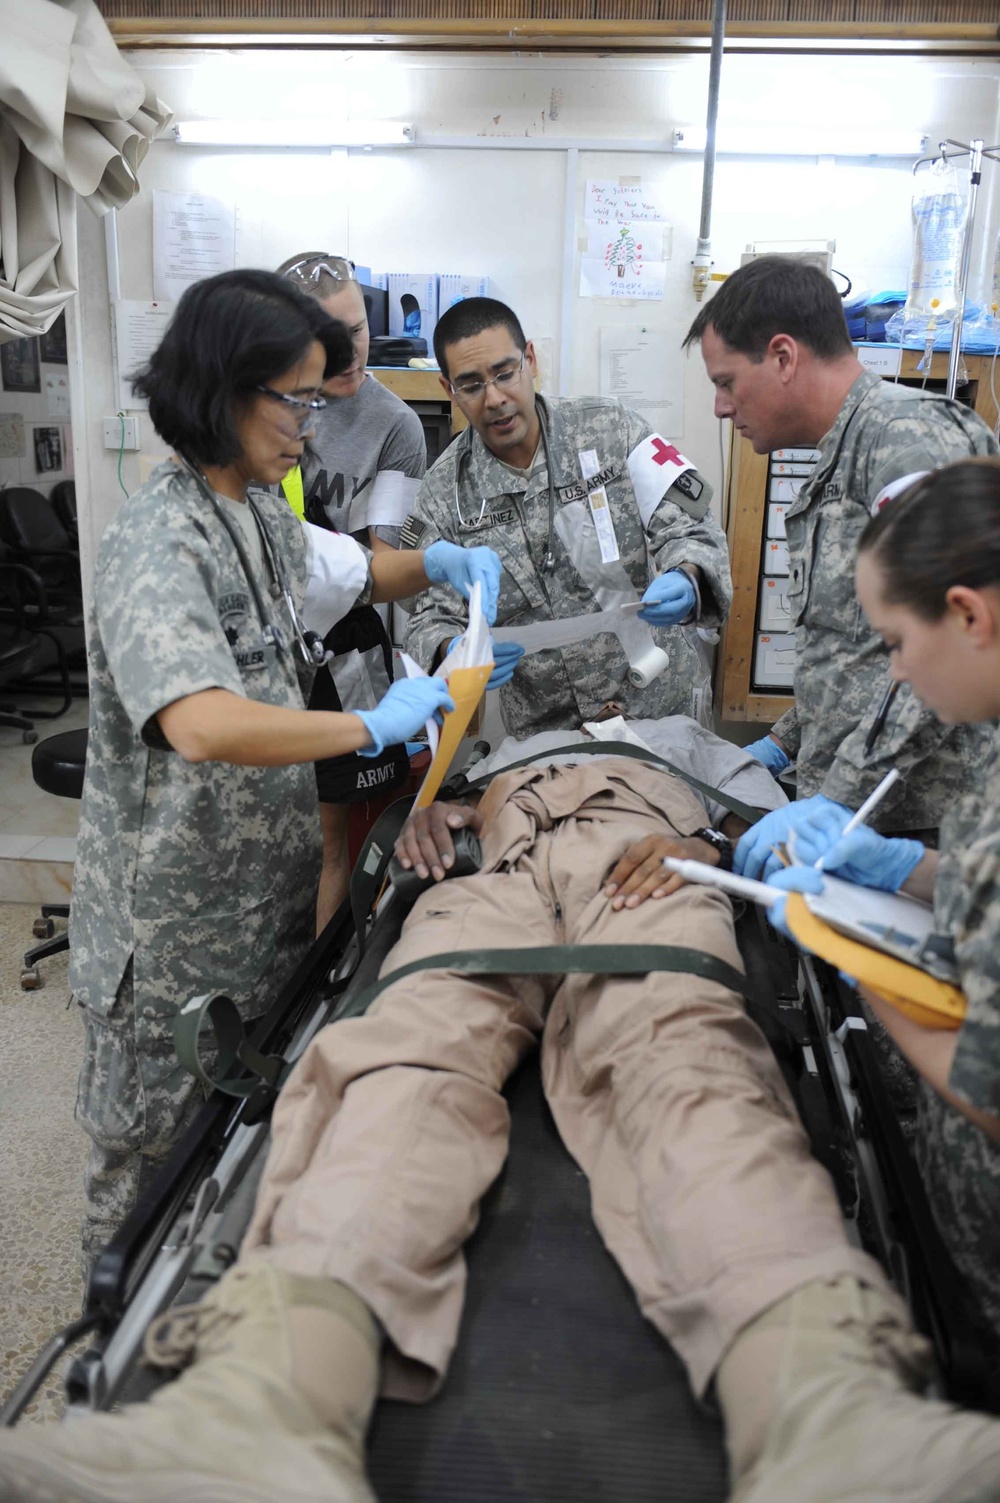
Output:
top-left (492, 603), bottom-right (645, 653)
top-left (528, 501), bottom-right (669, 688)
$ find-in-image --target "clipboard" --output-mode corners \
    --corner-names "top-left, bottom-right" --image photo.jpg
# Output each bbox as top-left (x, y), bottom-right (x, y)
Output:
top-left (784, 893), bottom-right (967, 1031)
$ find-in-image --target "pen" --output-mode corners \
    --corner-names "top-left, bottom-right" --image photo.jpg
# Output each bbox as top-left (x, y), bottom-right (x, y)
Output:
top-left (863, 680), bottom-right (901, 757)
top-left (814, 767), bottom-right (901, 871)
top-left (661, 857), bottom-right (786, 907)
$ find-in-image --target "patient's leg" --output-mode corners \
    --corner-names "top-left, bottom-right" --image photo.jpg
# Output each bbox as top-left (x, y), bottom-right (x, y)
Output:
top-left (242, 869), bottom-right (555, 1400)
top-left (543, 855), bottom-right (883, 1395)
top-left (541, 811), bottom-right (1000, 1503)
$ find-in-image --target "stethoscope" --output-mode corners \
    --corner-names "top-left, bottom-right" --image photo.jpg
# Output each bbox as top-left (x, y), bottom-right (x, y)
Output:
top-left (453, 397), bottom-right (559, 575)
top-left (176, 456), bottom-right (328, 668)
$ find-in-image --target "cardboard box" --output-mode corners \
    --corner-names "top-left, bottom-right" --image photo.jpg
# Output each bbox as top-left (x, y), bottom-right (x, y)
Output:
top-left (438, 274), bottom-right (491, 312)
top-left (387, 274), bottom-right (439, 345)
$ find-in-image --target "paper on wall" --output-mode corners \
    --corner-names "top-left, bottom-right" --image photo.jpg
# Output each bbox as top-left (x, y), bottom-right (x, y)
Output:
top-left (0, 413), bottom-right (26, 459)
top-left (582, 219), bottom-right (671, 263)
top-left (585, 179), bottom-right (666, 224)
top-left (599, 326), bottom-right (681, 424)
top-left (580, 259), bottom-right (665, 302)
top-left (112, 300), bottom-right (175, 411)
top-left (153, 190), bottom-right (236, 303)
top-left (492, 602), bottom-right (645, 653)
top-left (44, 372), bottom-right (70, 419)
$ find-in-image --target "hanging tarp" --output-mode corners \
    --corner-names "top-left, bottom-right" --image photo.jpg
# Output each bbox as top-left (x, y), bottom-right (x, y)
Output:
top-left (0, 0), bottom-right (171, 342)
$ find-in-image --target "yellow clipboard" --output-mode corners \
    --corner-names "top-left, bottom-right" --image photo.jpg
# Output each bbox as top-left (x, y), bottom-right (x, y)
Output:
top-left (413, 663), bottom-right (493, 811)
top-left (784, 893), bottom-right (967, 1031)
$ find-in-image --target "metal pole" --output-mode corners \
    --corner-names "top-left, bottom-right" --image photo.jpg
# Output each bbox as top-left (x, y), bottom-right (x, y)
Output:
top-left (948, 138), bottom-right (983, 399)
top-left (692, 0), bottom-right (726, 299)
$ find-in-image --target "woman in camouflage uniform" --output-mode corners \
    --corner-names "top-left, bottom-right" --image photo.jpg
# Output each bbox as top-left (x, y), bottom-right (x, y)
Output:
top-left (71, 269), bottom-right (497, 1279)
top-left (772, 457), bottom-right (1000, 1339)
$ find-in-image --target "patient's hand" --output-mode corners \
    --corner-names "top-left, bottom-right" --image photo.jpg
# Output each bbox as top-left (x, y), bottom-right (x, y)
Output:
top-left (395, 802), bottom-right (484, 884)
top-left (604, 834), bottom-right (720, 911)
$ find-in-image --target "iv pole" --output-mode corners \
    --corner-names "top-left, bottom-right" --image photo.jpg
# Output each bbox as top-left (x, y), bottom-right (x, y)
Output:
top-left (914, 138), bottom-right (1000, 399)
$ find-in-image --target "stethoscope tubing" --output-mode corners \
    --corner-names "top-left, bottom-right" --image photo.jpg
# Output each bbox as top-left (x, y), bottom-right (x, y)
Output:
top-left (177, 456), bottom-right (324, 667)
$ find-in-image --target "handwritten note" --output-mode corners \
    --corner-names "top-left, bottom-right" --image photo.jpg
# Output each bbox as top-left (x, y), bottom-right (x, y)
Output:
top-left (580, 259), bottom-right (665, 301)
top-left (585, 179), bottom-right (665, 224)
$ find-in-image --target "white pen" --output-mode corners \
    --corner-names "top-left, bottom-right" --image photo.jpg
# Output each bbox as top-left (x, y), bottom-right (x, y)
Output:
top-left (661, 857), bottom-right (787, 908)
top-left (814, 767), bottom-right (901, 871)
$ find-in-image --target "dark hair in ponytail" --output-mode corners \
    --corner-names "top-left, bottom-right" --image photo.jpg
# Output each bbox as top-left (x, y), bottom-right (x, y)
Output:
top-left (859, 458), bottom-right (1000, 620)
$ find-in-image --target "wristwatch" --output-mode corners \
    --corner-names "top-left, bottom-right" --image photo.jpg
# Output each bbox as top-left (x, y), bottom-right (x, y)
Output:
top-left (690, 827), bottom-right (734, 872)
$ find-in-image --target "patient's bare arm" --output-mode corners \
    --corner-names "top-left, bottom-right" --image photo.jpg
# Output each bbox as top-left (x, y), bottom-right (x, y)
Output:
top-left (394, 799), bottom-right (484, 884)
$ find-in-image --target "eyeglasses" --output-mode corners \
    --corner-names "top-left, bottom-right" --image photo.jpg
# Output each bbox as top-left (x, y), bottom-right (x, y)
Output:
top-left (281, 254), bottom-right (357, 288)
top-left (449, 354), bottom-right (527, 401)
top-left (256, 385), bottom-right (328, 433)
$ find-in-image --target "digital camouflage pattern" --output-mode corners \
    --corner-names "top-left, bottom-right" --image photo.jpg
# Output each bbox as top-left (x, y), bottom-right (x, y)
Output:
top-left (403, 395), bottom-right (731, 737)
top-left (772, 371), bottom-right (998, 831)
top-left (918, 735), bottom-right (1000, 1337)
top-left (71, 460), bottom-right (326, 1271)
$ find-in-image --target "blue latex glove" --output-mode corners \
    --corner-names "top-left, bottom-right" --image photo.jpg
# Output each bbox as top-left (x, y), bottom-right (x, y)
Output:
top-left (448, 635), bottom-right (525, 690)
top-left (356, 677), bottom-right (455, 759)
top-left (764, 864), bottom-right (826, 940)
top-left (638, 569), bottom-right (697, 626)
top-left (734, 794), bottom-right (849, 882)
top-left (424, 540), bottom-right (502, 627)
top-left (486, 640), bottom-right (524, 688)
top-left (744, 735), bottom-right (791, 776)
top-left (779, 804), bottom-right (925, 892)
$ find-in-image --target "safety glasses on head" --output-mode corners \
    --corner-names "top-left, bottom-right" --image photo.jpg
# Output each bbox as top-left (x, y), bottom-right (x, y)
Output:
top-left (281, 254), bottom-right (357, 288)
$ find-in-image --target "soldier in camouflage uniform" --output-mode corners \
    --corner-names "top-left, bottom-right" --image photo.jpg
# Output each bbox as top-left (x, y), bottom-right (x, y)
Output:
top-left (764, 459), bottom-right (1000, 1341)
top-left (403, 297), bottom-right (731, 733)
top-left (71, 270), bottom-right (496, 1279)
top-left (686, 256), bottom-right (998, 836)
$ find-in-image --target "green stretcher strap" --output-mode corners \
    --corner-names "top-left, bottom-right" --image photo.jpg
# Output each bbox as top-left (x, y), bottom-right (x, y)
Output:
top-left (175, 943), bottom-right (751, 1099)
top-left (460, 740), bottom-right (764, 828)
top-left (338, 944), bottom-right (750, 1021)
top-left (174, 990), bottom-right (287, 1100)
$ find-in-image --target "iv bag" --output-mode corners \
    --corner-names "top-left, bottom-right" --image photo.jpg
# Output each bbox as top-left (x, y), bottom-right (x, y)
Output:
top-left (905, 157), bottom-right (967, 321)
top-left (991, 227), bottom-right (1000, 311)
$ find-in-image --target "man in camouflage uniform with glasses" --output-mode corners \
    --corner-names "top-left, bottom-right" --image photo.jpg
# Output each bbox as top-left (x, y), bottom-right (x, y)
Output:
top-left (401, 297), bottom-right (732, 734)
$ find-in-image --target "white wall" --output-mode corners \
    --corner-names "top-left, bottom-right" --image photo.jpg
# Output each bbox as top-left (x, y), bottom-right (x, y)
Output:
top-left (70, 46), bottom-right (1000, 602)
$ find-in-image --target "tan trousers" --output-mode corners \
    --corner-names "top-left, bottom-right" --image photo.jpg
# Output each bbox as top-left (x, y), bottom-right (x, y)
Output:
top-left (243, 759), bottom-right (888, 1399)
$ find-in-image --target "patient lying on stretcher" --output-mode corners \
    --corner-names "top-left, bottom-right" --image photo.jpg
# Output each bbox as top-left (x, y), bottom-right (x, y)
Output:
top-left (2, 717), bottom-right (1000, 1503)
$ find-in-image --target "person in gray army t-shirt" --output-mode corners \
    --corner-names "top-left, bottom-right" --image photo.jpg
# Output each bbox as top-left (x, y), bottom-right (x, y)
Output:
top-left (277, 253), bottom-right (428, 931)
top-left (402, 297), bottom-right (732, 737)
top-left (687, 255), bottom-right (997, 840)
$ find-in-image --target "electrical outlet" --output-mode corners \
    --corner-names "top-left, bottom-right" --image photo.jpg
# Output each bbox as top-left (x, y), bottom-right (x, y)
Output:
top-left (103, 416), bottom-right (141, 450)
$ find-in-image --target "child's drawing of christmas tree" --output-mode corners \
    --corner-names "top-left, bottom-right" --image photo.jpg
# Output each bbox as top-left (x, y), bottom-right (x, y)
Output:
top-left (604, 224), bottom-right (643, 279)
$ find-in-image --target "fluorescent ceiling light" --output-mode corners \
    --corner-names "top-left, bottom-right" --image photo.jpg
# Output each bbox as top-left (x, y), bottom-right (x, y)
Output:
top-left (673, 125), bottom-right (926, 157)
top-left (173, 119), bottom-right (415, 147)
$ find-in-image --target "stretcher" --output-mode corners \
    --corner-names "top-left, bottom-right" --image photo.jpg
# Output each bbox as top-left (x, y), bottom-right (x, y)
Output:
top-left (4, 786), bottom-right (999, 1498)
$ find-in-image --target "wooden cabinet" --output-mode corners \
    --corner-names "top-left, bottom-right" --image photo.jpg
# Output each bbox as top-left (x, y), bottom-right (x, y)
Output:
top-left (716, 348), bottom-right (1000, 723)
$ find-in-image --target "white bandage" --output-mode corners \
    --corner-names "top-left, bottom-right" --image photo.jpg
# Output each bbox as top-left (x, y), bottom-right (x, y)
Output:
top-left (301, 522), bottom-right (370, 638)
